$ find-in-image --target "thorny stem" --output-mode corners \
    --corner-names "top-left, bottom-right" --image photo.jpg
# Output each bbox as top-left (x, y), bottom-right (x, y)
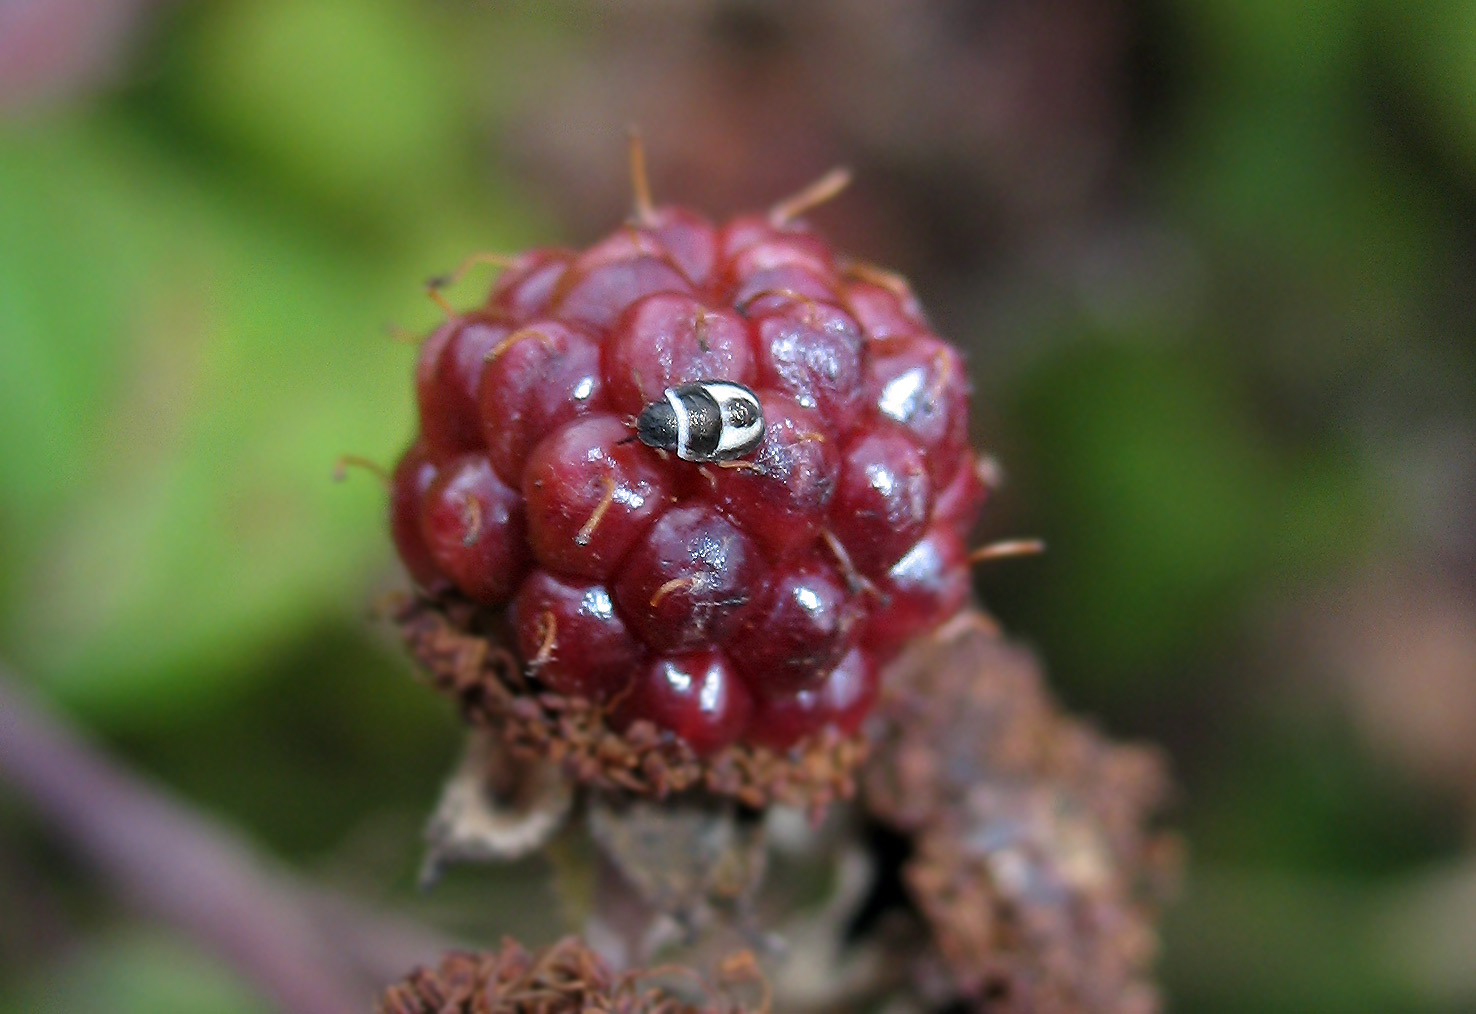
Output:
top-left (0, 663), bottom-right (453, 1014)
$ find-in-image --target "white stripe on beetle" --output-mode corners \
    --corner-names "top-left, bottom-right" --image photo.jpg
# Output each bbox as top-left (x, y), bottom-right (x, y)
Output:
top-left (665, 386), bottom-right (692, 459)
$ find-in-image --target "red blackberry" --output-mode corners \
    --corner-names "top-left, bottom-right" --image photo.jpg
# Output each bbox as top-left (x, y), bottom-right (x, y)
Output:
top-left (604, 293), bottom-right (754, 415)
top-left (612, 504), bottom-right (765, 654)
top-left (390, 145), bottom-right (1005, 765)
top-left (522, 414), bottom-right (676, 580)
top-left (510, 571), bottom-right (640, 700)
top-left (728, 554), bottom-right (859, 692)
top-left (417, 313), bottom-right (511, 458)
top-left (749, 647), bottom-right (878, 752)
top-left (477, 320), bottom-right (606, 486)
top-left (389, 442), bottom-right (448, 595)
top-left (862, 525), bottom-right (972, 655)
top-left (614, 649), bottom-right (754, 756)
top-left (418, 455), bottom-right (528, 604)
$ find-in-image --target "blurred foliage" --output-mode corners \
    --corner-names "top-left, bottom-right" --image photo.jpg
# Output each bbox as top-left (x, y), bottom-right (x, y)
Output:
top-left (0, 928), bottom-right (270, 1014)
top-left (0, 0), bottom-right (545, 730)
top-left (1, 1), bottom-right (1474, 1012)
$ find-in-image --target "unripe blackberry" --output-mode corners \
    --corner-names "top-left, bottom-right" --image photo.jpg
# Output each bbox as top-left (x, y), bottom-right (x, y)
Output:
top-left (727, 553), bottom-right (858, 692)
top-left (390, 152), bottom-right (1017, 804)
top-left (522, 414), bottom-right (676, 579)
top-left (417, 313), bottom-right (511, 458)
top-left (510, 571), bottom-right (639, 700)
top-left (419, 455), bottom-right (528, 604)
top-left (477, 320), bottom-right (606, 486)
top-left (749, 647), bottom-right (878, 752)
top-left (830, 427), bottom-right (932, 577)
top-left (389, 442), bottom-right (446, 594)
top-left (604, 294), bottom-right (754, 416)
top-left (612, 504), bottom-right (765, 656)
top-left (614, 649), bottom-right (754, 757)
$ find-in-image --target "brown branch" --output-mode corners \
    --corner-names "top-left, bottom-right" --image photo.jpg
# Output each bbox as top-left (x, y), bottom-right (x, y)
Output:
top-left (0, 662), bottom-right (453, 1013)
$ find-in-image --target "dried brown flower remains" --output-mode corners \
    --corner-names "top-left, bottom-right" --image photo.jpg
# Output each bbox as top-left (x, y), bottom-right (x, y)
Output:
top-left (396, 594), bottom-right (864, 814)
top-left (860, 614), bottom-right (1180, 1012)
top-left (379, 937), bottom-right (766, 1014)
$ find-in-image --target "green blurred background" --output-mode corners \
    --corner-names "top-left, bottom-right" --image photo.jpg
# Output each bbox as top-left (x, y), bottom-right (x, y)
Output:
top-left (2, 1), bottom-right (1474, 1011)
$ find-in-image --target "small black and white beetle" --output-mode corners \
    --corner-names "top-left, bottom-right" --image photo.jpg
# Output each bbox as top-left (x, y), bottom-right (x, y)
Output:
top-left (635, 381), bottom-right (765, 462)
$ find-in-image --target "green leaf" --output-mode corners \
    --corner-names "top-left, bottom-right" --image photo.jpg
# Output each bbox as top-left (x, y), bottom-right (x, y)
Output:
top-left (0, 115), bottom-right (532, 728)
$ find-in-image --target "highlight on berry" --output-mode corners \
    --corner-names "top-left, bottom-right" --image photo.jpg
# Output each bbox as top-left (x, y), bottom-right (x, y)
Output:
top-left (634, 381), bottom-right (765, 462)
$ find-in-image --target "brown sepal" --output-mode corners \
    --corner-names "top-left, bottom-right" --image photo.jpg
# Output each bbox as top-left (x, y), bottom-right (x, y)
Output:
top-left (378, 936), bottom-right (764, 1014)
top-left (394, 594), bottom-right (867, 814)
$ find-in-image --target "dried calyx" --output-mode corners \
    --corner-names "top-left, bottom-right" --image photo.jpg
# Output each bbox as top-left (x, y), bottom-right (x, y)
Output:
top-left (378, 937), bottom-right (766, 1014)
top-left (386, 612), bottom-right (1179, 1013)
top-left (397, 594), bottom-right (866, 813)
